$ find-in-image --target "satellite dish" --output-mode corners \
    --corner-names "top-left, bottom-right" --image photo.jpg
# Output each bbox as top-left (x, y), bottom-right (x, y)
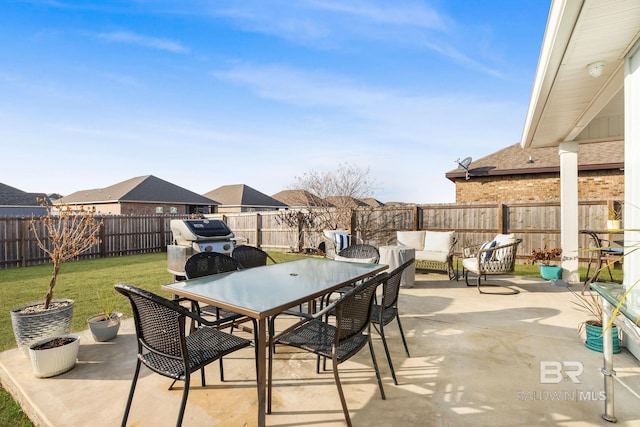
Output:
top-left (455, 157), bottom-right (472, 180)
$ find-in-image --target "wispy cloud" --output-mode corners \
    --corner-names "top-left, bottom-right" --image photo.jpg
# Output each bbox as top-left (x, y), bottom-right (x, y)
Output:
top-left (306, 0), bottom-right (447, 30)
top-left (209, 1), bottom-right (504, 77)
top-left (98, 31), bottom-right (189, 53)
top-left (212, 63), bottom-right (522, 146)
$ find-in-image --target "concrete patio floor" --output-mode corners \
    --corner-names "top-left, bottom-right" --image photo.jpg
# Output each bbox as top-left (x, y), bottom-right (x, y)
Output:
top-left (1, 272), bottom-right (640, 427)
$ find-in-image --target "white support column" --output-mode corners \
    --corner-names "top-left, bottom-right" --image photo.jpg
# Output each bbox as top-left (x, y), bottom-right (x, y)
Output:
top-left (559, 141), bottom-right (580, 283)
top-left (622, 39), bottom-right (640, 361)
top-left (624, 41), bottom-right (640, 292)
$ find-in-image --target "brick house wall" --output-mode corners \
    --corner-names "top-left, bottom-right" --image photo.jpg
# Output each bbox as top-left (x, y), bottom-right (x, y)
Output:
top-left (70, 202), bottom-right (193, 215)
top-left (455, 170), bottom-right (624, 203)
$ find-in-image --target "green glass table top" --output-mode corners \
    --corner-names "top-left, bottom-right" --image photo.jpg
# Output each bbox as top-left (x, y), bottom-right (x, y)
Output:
top-left (163, 258), bottom-right (387, 319)
top-left (591, 283), bottom-right (640, 322)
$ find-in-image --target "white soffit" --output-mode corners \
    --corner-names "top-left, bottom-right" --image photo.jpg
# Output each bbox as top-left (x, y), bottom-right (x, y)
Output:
top-left (521, 0), bottom-right (640, 148)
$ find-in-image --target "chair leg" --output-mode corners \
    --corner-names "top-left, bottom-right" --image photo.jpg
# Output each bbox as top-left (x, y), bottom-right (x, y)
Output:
top-left (395, 314), bottom-right (410, 357)
top-left (378, 322), bottom-right (398, 385)
top-left (476, 274), bottom-right (520, 295)
top-left (331, 355), bottom-right (352, 427)
top-left (121, 359), bottom-right (142, 427)
top-left (176, 371), bottom-right (190, 427)
top-left (368, 336), bottom-right (386, 400)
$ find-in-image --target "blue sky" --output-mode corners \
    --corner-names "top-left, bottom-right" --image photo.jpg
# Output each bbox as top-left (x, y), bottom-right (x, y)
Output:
top-left (1, 1), bottom-right (550, 203)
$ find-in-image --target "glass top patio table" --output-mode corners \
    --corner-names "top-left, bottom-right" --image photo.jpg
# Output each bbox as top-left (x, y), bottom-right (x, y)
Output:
top-left (162, 257), bottom-right (387, 319)
top-left (161, 257), bottom-right (387, 427)
top-left (591, 283), bottom-right (640, 323)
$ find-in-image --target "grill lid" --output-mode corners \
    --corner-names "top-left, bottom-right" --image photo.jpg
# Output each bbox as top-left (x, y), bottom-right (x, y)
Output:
top-left (171, 219), bottom-right (234, 245)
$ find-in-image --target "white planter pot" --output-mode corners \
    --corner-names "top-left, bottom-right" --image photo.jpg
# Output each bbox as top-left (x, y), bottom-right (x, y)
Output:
top-left (29, 334), bottom-right (80, 378)
top-left (87, 312), bottom-right (122, 342)
top-left (607, 219), bottom-right (622, 231)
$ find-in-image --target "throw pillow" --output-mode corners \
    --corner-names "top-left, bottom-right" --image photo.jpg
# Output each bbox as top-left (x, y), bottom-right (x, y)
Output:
top-left (480, 240), bottom-right (497, 262)
top-left (334, 255), bottom-right (377, 264)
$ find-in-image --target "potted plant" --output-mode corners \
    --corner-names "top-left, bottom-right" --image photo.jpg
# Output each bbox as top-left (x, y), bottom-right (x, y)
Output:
top-left (529, 239), bottom-right (563, 280)
top-left (87, 289), bottom-right (123, 342)
top-left (607, 202), bottom-right (623, 231)
top-left (571, 289), bottom-right (620, 354)
top-left (10, 199), bottom-right (102, 356)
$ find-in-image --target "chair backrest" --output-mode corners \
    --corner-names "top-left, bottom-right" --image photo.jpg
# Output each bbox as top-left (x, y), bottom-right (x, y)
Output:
top-left (115, 283), bottom-right (188, 361)
top-left (481, 239), bottom-right (522, 274)
top-left (380, 258), bottom-right (414, 311)
top-left (184, 252), bottom-right (243, 279)
top-left (336, 244), bottom-right (380, 263)
top-left (334, 274), bottom-right (383, 344)
top-left (232, 245), bottom-right (275, 269)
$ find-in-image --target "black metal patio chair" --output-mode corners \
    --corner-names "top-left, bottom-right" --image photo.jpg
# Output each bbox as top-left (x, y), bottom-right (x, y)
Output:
top-left (115, 283), bottom-right (252, 427)
top-left (231, 245), bottom-right (277, 268)
top-left (271, 274), bottom-right (386, 427)
top-left (184, 252), bottom-right (246, 326)
top-left (371, 258), bottom-right (414, 385)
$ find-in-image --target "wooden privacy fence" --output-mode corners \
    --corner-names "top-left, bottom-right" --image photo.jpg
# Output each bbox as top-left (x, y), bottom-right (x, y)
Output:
top-left (0, 200), bottom-right (620, 270)
top-left (210, 200), bottom-right (620, 263)
top-left (0, 214), bottom-right (191, 269)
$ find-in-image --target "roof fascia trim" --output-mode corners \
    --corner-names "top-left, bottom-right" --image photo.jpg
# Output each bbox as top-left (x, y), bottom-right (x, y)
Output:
top-left (521, 0), bottom-right (584, 148)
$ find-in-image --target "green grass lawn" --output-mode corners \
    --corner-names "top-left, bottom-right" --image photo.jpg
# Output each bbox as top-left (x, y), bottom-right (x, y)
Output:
top-left (0, 252), bottom-right (623, 426)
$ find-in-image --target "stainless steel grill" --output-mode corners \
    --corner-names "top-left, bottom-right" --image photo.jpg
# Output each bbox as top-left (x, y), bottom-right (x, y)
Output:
top-left (167, 219), bottom-right (235, 278)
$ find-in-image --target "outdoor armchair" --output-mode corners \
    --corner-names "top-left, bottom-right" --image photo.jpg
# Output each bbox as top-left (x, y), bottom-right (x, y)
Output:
top-left (462, 234), bottom-right (522, 295)
top-left (321, 230), bottom-right (353, 259)
top-left (115, 283), bottom-right (253, 427)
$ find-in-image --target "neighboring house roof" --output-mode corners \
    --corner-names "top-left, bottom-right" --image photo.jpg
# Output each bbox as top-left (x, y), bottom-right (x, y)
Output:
top-left (445, 140), bottom-right (624, 182)
top-left (59, 175), bottom-right (218, 205)
top-left (271, 189), bottom-right (331, 207)
top-left (203, 184), bottom-right (287, 208)
top-left (359, 198), bottom-right (385, 207)
top-left (324, 196), bottom-right (368, 208)
top-left (0, 182), bottom-right (49, 206)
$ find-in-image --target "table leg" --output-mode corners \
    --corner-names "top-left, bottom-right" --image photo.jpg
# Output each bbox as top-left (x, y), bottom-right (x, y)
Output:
top-left (256, 318), bottom-right (267, 427)
top-left (601, 299), bottom-right (617, 422)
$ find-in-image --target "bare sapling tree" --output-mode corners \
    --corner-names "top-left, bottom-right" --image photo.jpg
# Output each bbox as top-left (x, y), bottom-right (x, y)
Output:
top-left (31, 199), bottom-right (102, 309)
top-left (292, 162), bottom-right (379, 232)
top-left (274, 209), bottom-right (318, 253)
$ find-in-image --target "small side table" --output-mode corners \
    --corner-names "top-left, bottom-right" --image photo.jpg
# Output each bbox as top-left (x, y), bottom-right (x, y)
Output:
top-left (379, 245), bottom-right (416, 288)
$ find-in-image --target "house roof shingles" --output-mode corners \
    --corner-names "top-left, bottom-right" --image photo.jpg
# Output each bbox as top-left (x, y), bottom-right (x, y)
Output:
top-left (0, 183), bottom-right (48, 206)
top-left (271, 189), bottom-right (330, 207)
top-left (204, 184), bottom-right (287, 208)
top-left (445, 140), bottom-right (624, 181)
top-left (60, 175), bottom-right (218, 205)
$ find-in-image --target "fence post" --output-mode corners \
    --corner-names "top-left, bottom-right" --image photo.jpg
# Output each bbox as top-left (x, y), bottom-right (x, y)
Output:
top-left (99, 220), bottom-right (107, 258)
top-left (414, 206), bottom-right (420, 230)
top-left (497, 203), bottom-right (506, 234)
top-left (256, 213), bottom-right (262, 247)
top-left (20, 218), bottom-right (28, 267)
top-left (159, 216), bottom-right (166, 251)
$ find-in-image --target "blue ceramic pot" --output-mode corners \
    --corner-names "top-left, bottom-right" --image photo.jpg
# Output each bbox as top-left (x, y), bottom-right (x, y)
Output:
top-left (539, 265), bottom-right (562, 280)
top-left (585, 321), bottom-right (620, 354)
